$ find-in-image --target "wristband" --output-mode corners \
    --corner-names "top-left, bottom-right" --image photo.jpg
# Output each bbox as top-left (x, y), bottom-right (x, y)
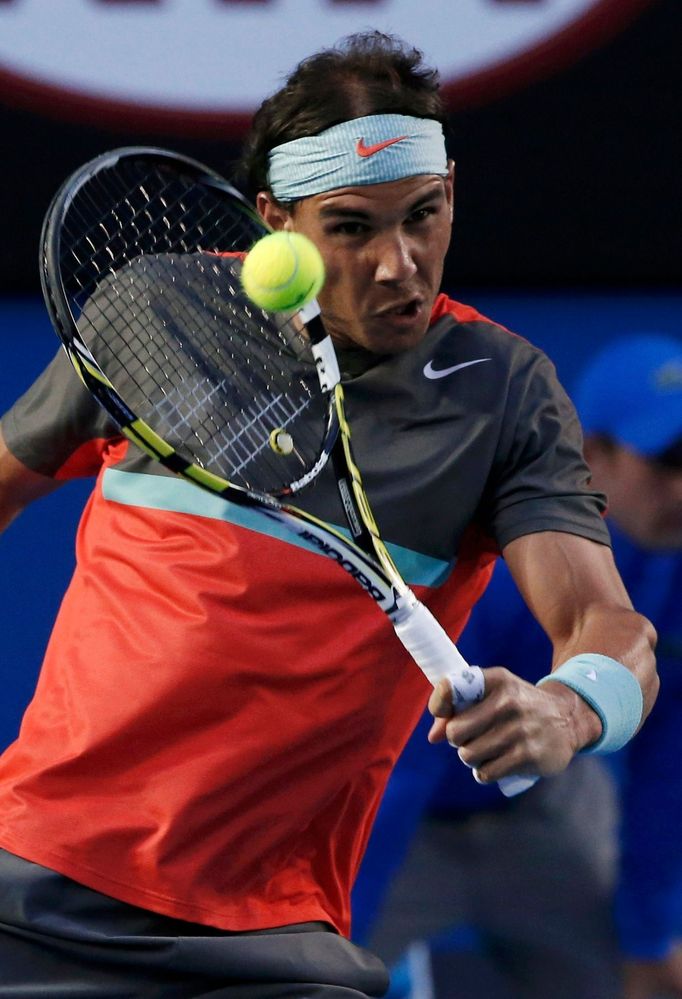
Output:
top-left (537, 653), bottom-right (643, 754)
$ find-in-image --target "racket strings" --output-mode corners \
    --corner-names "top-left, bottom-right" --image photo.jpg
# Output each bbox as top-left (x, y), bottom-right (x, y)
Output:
top-left (58, 159), bottom-right (329, 493)
top-left (156, 383), bottom-right (316, 478)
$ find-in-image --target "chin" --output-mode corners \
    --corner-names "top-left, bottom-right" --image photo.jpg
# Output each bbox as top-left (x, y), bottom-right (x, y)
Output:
top-left (362, 319), bottom-right (432, 356)
top-left (358, 333), bottom-right (423, 356)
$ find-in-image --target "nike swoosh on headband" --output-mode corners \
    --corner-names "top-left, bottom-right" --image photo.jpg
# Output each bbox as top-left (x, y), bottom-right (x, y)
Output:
top-left (356, 136), bottom-right (408, 158)
top-left (423, 358), bottom-right (491, 380)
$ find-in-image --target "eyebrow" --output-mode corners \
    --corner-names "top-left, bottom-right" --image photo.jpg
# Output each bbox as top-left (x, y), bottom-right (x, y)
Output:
top-left (318, 185), bottom-right (445, 220)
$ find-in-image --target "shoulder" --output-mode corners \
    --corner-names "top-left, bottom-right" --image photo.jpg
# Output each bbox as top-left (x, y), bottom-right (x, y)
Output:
top-left (426, 293), bottom-right (557, 396)
top-left (430, 294), bottom-right (544, 364)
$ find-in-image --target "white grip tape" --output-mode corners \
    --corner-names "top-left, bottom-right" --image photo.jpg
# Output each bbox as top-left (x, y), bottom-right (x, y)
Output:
top-left (494, 774), bottom-right (537, 796)
top-left (393, 602), bottom-right (538, 798)
top-left (394, 602), bottom-right (483, 703)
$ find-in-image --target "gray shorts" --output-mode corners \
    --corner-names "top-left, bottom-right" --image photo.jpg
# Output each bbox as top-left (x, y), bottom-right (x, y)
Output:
top-left (0, 849), bottom-right (388, 998)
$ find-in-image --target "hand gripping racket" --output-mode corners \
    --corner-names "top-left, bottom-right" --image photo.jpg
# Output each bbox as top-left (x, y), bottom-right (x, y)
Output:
top-left (39, 147), bottom-right (536, 797)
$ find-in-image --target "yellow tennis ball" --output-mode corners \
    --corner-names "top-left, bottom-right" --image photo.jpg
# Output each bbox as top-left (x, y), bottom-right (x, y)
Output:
top-left (241, 231), bottom-right (325, 312)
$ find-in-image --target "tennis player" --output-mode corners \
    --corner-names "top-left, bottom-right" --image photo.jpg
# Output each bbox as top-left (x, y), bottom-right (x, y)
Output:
top-left (0, 31), bottom-right (658, 997)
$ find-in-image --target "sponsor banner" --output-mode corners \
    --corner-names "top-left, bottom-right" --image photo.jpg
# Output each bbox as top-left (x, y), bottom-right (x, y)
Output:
top-left (0, 0), bottom-right (653, 135)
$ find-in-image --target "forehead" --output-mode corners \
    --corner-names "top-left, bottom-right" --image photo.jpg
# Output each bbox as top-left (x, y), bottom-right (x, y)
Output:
top-left (303, 174), bottom-right (448, 218)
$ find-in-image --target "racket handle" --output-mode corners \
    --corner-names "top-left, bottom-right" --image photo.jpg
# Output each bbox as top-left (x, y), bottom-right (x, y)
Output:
top-left (394, 601), bottom-right (538, 798)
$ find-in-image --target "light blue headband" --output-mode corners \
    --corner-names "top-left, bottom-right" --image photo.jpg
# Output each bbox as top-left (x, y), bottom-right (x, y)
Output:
top-left (267, 114), bottom-right (448, 202)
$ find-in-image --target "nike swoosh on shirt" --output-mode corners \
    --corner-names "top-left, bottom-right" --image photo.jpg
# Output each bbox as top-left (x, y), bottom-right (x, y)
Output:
top-left (423, 358), bottom-right (491, 380)
top-left (356, 136), bottom-right (408, 157)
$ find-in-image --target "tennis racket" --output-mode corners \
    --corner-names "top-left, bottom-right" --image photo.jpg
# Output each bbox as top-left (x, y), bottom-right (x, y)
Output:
top-left (39, 146), bottom-right (536, 797)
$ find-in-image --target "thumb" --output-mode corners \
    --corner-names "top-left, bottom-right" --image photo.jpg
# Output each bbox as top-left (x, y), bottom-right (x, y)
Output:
top-left (428, 677), bottom-right (455, 719)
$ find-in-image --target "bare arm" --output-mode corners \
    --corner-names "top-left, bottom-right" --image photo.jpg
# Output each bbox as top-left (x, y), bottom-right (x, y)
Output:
top-left (0, 424), bottom-right (61, 533)
top-left (504, 531), bottom-right (658, 718)
top-left (428, 531), bottom-right (658, 782)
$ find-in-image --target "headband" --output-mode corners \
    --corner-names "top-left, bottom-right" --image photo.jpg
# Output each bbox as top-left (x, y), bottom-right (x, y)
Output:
top-left (267, 114), bottom-right (448, 202)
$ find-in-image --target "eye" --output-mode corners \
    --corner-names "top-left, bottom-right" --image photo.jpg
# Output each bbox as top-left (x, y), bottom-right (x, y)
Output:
top-left (407, 206), bottom-right (437, 225)
top-left (331, 221), bottom-right (370, 236)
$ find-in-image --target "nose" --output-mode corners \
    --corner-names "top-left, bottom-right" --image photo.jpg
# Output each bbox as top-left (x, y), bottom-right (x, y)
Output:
top-left (373, 231), bottom-right (418, 284)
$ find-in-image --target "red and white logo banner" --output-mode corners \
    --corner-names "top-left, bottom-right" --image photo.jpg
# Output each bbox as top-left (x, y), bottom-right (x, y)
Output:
top-left (0, 0), bottom-right (653, 135)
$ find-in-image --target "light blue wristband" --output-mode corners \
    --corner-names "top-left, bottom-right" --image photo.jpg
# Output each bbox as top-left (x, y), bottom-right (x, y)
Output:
top-left (537, 653), bottom-right (644, 754)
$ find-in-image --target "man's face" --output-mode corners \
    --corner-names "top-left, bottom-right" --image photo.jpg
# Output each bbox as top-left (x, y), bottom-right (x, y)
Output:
top-left (586, 439), bottom-right (682, 550)
top-left (258, 166), bottom-right (454, 355)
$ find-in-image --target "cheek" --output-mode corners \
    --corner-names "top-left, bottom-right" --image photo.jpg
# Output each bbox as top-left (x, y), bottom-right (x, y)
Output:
top-left (316, 260), bottom-right (343, 304)
top-left (422, 223), bottom-right (451, 278)
top-left (317, 256), bottom-right (366, 312)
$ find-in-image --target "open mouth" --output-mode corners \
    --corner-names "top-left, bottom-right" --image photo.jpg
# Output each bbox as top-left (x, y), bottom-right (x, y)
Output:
top-left (379, 298), bottom-right (422, 318)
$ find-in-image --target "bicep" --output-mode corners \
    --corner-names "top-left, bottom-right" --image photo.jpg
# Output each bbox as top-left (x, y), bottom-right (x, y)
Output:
top-left (0, 425), bottom-right (62, 532)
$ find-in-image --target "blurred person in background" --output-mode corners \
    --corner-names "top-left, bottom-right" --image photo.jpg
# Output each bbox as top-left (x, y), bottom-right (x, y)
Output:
top-left (354, 333), bottom-right (682, 999)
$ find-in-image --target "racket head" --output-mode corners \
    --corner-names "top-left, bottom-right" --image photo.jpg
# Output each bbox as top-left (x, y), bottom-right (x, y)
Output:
top-left (40, 146), bottom-right (338, 500)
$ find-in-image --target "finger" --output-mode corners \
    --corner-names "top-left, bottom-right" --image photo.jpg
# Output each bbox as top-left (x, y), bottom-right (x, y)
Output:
top-left (443, 672), bottom-right (530, 748)
top-left (428, 677), bottom-right (456, 719)
top-left (448, 732), bottom-right (512, 770)
top-left (464, 739), bottom-right (539, 785)
top-left (427, 716), bottom-right (449, 744)
top-left (453, 721), bottom-right (520, 773)
top-left (443, 700), bottom-right (495, 748)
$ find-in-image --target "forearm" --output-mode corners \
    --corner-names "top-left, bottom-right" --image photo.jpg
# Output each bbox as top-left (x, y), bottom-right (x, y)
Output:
top-left (506, 531), bottom-right (659, 750)
top-left (428, 531), bottom-right (659, 780)
top-left (427, 597), bottom-right (658, 778)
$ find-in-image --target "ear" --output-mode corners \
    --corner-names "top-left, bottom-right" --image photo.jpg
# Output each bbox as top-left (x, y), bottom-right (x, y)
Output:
top-left (256, 192), bottom-right (293, 232)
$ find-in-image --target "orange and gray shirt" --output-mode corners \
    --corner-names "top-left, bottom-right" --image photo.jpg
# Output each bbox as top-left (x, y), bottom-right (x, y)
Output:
top-left (0, 294), bottom-right (609, 936)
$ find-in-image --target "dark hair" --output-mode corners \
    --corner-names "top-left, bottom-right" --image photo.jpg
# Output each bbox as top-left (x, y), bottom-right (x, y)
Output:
top-left (239, 31), bottom-right (446, 198)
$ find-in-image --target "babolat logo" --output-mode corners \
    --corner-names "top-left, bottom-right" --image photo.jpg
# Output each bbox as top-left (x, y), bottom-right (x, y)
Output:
top-left (0, 1), bottom-right (651, 136)
top-left (336, 478), bottom-right (363, 539)
top-left (299, 529), bottom-right (386, 603)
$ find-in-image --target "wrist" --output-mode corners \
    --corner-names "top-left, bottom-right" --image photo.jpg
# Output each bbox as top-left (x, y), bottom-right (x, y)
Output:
top-left (538, 679), bottom-right (603, 752)
top-left (537, 653), bottom-right (644, 754)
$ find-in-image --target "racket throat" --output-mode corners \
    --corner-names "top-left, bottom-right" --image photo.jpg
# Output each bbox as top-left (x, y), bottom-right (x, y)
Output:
top-left (335, 474), bottom-right (365, 541)
top-left (332, 459), bottom-right (389, 573)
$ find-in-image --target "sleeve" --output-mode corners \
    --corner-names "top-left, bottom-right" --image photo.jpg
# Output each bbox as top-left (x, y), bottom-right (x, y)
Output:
top-left (1, 347), bottom-right (121, 479)
top-left (485, 348), bottom-right (611, 550)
